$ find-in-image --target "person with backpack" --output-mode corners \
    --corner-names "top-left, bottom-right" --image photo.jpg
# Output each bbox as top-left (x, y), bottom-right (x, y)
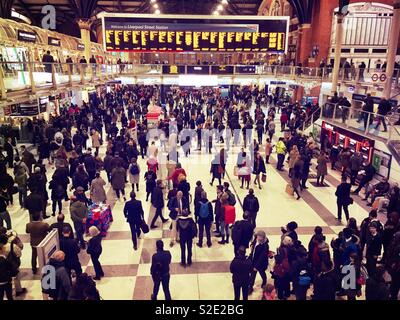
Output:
top-left (128, 158), bottom-right (140, 192)
top-left (196, 191), bottom-right (213, 248)
top-left (272, 251), bottom-right (291, 300)
top-left (42, 251), bottom-right (71, 300)
top-left (232, 211), bottom-right (255, 255)
top-left (243, 189), bottom-right (260, 227)
top-left (177, 210), bottom-right (197, 267)
top-left (230, 246), bottom-right (253, 300)
top-left (290, 246), bottom-right (312, 300)
top-left (312, 260), bottom-right (338, 300)
top-left (248, 230), bottom-right (269, 295)
top-left (151, 240), bottom-right (172, 300)
top-left (222, 182), bottom-right (236, 206)
top-left (0, 227), bottom-right (26, 297)
top-left (0, 234), bottom-right (13, 300)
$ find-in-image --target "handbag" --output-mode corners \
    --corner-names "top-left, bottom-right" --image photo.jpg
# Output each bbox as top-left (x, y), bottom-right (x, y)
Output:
top-left (140, 220), bottom-right (149, 234)
top-left (261, 173), bottom-right (267, 183)
top-left (233, 165), bottom-right (239, 176)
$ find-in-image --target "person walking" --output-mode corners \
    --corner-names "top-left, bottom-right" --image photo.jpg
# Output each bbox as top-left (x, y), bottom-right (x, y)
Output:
top-left (145, 169), bottom-right (157, 202)
top-left (111, 164), bottom-right (126, 201)
top-left (150, 240), bottom-right (172, 300)
top-left (128, 158), bottom-right (140, 192)
top-left (276, 138), bottom-right (287, 171)
top-left (150, 180), bottom-right (169, 229)
top-left (265, 138), bottom-right (273, 164)
top-left (248, 230), bottom-right (269, 294)
top-left (230, 246), bottom-right (252, 301)
top-left (242, 189), bottom-right (260, 227)
top-left (335, 176), bottom-right (352, 222)
top-left (352, 162), bottom-right (376, 195)
top-left (253, 152), bottom-right (266, 190)
top-left (48, 175), bottom-right (65, 217)
top-left (177, 210), bottom-right (197, 267)
top-left (87, 226), bottom-right (104, 281)
top-left (196, 191), bottom-right (213, 248)
top-left (123, 192), bottom-right (144, 251)
top-left (168, 191), bottom-right (189, 247)
top-left (90, 173), bottom-right (107, 204)
top-left (25, 212), bottom-right (50, 274)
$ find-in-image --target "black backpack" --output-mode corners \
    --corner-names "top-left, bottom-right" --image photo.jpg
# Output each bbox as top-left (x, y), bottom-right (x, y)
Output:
top-left (130, 164), bottom-right (139, 175)
top-left (227, 190), bottom-right (236, 206)
top-left (246, 196), bottom-right (258, 212)
top-left (231, 221), bottom-right (244, 244)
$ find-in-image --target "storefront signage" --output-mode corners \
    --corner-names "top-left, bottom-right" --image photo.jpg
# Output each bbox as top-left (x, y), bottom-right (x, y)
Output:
top-left (48, 37), bottom-right (61, 46)
top-left (187, 66), bottom-right (210, 74)
top-left (18, 30), bottom-right (37, 43)
top-left (10, 102), bottom-right (39, 116)
top-left (211, 65), bottom-right (234, 75)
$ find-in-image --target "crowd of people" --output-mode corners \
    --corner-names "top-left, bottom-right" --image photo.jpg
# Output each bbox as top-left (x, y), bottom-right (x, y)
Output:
top-left (0, 84), bottom-right (399, 301)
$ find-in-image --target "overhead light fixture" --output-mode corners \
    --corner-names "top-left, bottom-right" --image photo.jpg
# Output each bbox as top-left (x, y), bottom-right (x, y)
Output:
top-left (153, 4), bottom-right (158, 8)
top-left (150, 0), bottom-right (156, 3)
top-left (155, 9), bottom-right (161, 14)
top-left (221, 0), bottom-right (228, 4)
top-left (217, 4), bottom-right (223, 11)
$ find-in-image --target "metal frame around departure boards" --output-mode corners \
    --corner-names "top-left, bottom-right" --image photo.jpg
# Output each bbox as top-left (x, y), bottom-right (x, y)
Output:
top-left (99, 13), bottom-right (290, 54)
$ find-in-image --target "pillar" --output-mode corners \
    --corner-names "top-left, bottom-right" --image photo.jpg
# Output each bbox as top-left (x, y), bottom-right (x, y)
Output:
top-left (77, 19), bottom-right (92, 61)
top-left (297, 24), bottom-right (312, 66)
top-left (331, 13), bottom-right (345, 94)
top-left (383, 0), bottom-right (400, 99)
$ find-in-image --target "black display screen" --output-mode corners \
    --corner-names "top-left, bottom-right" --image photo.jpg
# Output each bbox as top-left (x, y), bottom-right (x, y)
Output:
top-left (211, 65), bottom-right (234, 75)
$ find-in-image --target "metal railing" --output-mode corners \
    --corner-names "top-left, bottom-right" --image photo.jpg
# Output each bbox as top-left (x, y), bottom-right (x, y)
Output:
top-left (320, 102), bottom-right (394, 140)
top-left (0, 61), bottom-right (399, 100)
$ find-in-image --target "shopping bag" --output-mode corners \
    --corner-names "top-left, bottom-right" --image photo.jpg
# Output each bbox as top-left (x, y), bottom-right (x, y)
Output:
top-left (233, 166), bottom-right (239, 176)
top-left (285, 184), bottom-right (294, 196)
top-left (261, 173), bottom-right (267, 183)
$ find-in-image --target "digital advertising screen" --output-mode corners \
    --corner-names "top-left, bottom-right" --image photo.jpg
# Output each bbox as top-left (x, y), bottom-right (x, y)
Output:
top-left (101, 13), bottom-right (289, 53)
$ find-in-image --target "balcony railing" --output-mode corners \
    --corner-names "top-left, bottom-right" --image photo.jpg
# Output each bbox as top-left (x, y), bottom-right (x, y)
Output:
top-left (1, 62), bottom-right (399, 100)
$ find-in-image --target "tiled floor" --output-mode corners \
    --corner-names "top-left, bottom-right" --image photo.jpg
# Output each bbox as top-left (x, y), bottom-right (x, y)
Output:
top-left (7, 126), bottom-right (378, 301)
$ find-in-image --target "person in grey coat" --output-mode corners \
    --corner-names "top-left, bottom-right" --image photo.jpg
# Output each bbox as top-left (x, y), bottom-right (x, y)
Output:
top-left (111, 165), bottom-right (126, 201)
top-left (316, 151), bottom-right (329, 186)
top-left (349, 151), bottom-right (364, 185)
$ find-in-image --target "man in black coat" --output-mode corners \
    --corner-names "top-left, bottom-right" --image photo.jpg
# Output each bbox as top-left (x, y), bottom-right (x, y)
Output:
top-left (53, 164), bottom-right (70, 201)
top-left (59, 227), bottom-right (82, 278)
top-left (151, 240), bottom-right (172, 300)
top-left (353, 162), bottom-right (376, 195)
top-left (312, 260), bottom-right (338, 300)
top-left (25, 190), bottom-right (47, 220)
top-left (124, 191), bottom-right (144, 250)
top-left (242, 189), bottom-right (260, 227)
top-left (177, 210), bottom-right (197, 267)
top-left (248, 230), bottom-right (269, 294)
top-left (83, 149), bottom-right (96, 184)
top-left (335, 176), bottom-right (352, 222)
top-left (230, 246), bottom-right (252, 300)
top-left (4, 137), bottom-right (14, 169)
top-left (232, 212), bottom-right (255, 255)
top-left (168, 191), bottom-right (189, 247)
top-left (150, 180), bottom-right (168, 229)
top-left (50, 213), bottom-right (73, 239)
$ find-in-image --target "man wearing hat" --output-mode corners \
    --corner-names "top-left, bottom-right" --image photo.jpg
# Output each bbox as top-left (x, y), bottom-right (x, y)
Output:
top-left (70, 197), bottom-right (88, 249)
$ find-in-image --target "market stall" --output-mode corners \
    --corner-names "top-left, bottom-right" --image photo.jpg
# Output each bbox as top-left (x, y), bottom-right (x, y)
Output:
top-left (85, 203), bottom-right (113, 237)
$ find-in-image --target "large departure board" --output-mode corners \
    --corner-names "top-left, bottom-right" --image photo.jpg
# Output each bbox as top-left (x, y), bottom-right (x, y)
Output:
top-left (102, 14), bottom-right (289, 53)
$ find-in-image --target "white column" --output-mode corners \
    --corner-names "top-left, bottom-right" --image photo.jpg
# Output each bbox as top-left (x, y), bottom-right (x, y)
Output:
top-left (383, 0), bottom-right (400, 99)
top-left (331, 13), bottom-right (345, 94)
